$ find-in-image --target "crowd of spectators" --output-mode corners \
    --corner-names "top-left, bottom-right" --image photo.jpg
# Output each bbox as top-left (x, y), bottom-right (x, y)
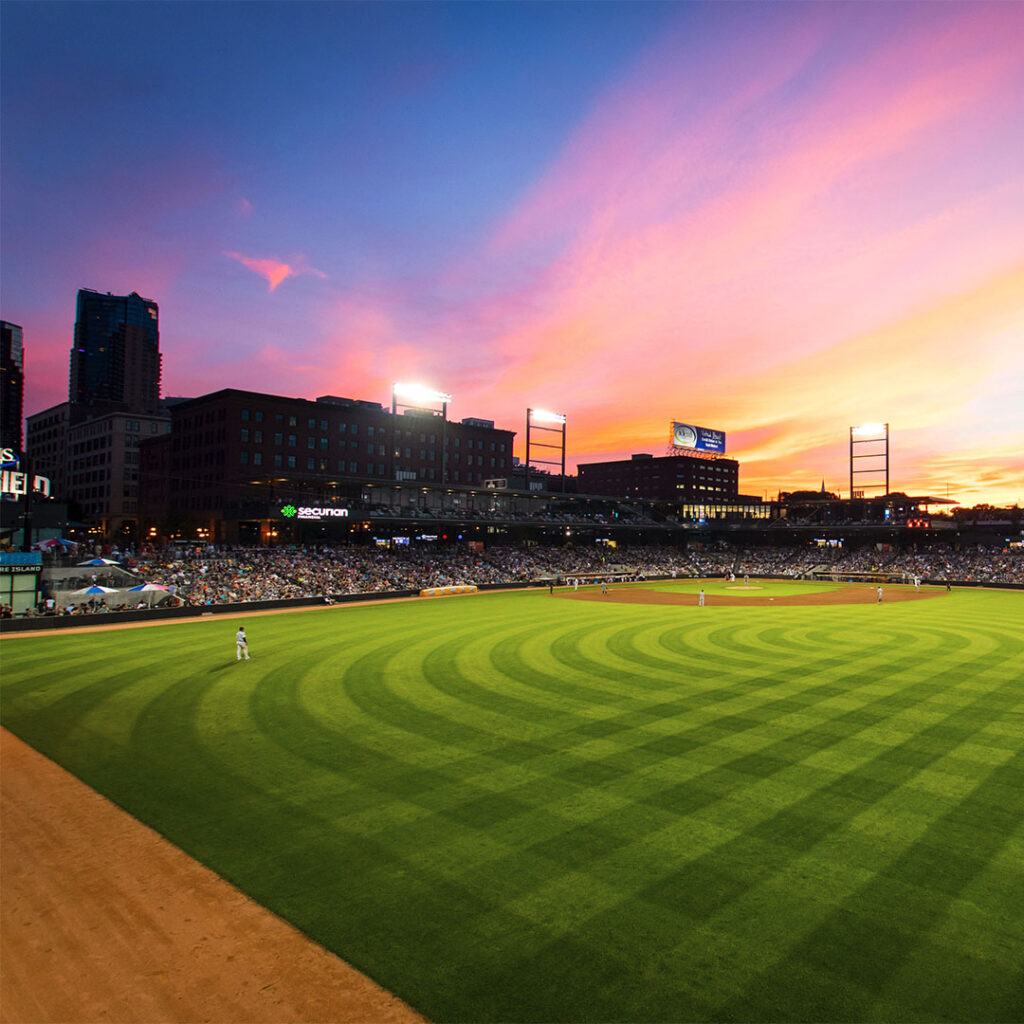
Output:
top-left (25, 540), bottom-right (1024, 615)
top-left (823, 546), bottom-right (1024, 584)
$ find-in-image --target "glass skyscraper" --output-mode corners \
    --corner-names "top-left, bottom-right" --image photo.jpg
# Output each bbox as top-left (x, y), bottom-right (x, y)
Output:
top-left (1, 320), bottom-right (25, 450)
top-left (70, 289), bottom-right (161, 412)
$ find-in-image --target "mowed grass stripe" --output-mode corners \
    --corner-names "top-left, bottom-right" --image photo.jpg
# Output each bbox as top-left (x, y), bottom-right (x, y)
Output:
top-left (1, 589), bottom-right (1022, 1022)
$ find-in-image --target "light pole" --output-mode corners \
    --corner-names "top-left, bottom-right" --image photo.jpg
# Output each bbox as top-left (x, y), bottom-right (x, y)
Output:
top-left (849, 422), bottom-right (889, 500)
top-left (525, 408), bottom-right (567, 493)
top-left (392, 382), bottom-right (452, 485)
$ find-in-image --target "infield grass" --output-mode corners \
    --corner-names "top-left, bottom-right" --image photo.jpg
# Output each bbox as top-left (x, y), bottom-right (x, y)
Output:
top-left (2, 583), bottom-right (1023, 1022)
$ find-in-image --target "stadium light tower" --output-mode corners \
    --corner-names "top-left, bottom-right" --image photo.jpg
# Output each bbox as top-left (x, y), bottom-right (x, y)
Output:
top-left (525, 408), bottom-right (567, 493)
top-left (392, 382), bottom-right (452, 484)
top-left (849, 422), bottom-right (889, 500)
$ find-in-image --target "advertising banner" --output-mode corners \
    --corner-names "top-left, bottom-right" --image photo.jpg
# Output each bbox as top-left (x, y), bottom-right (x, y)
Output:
top-left (671, 422), bottom-right (726, 453)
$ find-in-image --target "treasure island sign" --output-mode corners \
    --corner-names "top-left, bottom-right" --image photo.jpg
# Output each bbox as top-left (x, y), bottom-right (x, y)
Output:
top-left (0, 448), bottom-right (51, 498)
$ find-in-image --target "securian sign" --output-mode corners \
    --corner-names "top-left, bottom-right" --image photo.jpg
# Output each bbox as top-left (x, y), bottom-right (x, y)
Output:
top-left (280, 505), bottom-right (350, 521)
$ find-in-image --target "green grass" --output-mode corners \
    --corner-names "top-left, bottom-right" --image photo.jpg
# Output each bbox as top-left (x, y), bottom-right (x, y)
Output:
top-left (2, 587), bottom-right (1023, 1022)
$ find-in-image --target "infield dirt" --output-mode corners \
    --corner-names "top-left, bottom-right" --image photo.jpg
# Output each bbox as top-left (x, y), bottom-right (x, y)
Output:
top-left (0, 728), bottom-right (427, 1024)
top-left (561, 582), bottom-right (946, 606)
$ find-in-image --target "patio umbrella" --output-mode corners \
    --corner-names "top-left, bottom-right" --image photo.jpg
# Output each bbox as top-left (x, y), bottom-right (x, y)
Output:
top-left (71, 585), bottom-right (120, 595)
top-left (127, 583), bottom-right (169, 606)
top-left (77, 557), bottom-right (120, 566)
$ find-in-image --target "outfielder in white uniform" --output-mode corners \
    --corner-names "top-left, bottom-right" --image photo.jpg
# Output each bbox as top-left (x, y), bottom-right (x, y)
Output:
top-left (236, 626), bottom-right (250, 660)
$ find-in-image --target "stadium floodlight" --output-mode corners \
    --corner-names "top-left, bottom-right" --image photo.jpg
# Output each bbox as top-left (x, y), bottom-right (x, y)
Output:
top-left (393, 382), bottom-right (452, 404)
top-left (525, 406), bottom-right (567, 493)
top-left (849, 421), bottom-right (889, 499)
top-left (392, 381), bottom-right (452, 485)
top-left (529, 408), bottom-right (566, 425)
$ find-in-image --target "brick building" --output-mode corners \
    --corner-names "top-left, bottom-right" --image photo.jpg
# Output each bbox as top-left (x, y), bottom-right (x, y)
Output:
top-left (139, 389), bottom-right (516, 543)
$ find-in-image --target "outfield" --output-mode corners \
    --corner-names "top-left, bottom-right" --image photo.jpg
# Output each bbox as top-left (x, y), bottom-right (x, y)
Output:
top-left (2, 581), bottom-right (1023, 1022)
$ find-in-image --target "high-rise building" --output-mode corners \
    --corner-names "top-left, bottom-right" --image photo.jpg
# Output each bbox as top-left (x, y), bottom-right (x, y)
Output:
top-left (1, 321), bottom-right (25, 450)
top-left (25, 403), bottom-right (71, 497)
top-left (70, 289), bottom-right (161, 412)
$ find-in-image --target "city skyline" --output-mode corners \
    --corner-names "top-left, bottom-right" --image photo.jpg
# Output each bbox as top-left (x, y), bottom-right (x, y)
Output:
top-left (2, 2), bottom-right (1022, 506)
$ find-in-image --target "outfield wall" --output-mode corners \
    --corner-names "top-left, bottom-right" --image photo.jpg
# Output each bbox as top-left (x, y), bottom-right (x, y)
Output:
top-left (0, 580), bottom-right (545, 633)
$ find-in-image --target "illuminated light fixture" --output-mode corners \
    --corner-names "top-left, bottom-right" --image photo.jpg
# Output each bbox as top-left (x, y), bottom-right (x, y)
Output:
top-left (530, 408), bottom-right (566, 425)
top-left (393, 382), bottom-right (452, 403)
top-left (849, 421), bottom-right (889, 499)
top-left (525, 406), bottom-right (568, 493)
top-left (392, 381), bottom-right (452, 484)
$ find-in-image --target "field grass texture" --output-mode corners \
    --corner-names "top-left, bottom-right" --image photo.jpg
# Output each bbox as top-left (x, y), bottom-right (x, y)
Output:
top-left (2, 582), bottom-right (1023, 1022)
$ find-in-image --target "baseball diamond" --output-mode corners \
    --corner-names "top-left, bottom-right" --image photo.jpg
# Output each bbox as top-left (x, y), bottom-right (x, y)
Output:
top-left (1, 580), bottom-right (1022, 1022)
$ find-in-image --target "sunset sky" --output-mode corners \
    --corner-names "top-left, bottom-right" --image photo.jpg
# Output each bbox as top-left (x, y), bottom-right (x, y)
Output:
top-left (2, 1), bottom-right (1022, 506)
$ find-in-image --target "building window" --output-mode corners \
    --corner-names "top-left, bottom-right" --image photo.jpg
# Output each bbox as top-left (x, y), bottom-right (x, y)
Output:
top-left (240, 451), bottom-right (248, 465)
top-left (274, 433), bottom-right (282, 446)
top-left (288, 434), bottom-right (296, 447)
top-left (289, 415), bottom-right (297, 427)
top-left (320, 419), bottom-right (327, 431)
top-left (307, 437), bottom-right (315, 449)
top-left (253, 453), bottom-right (262, 467)
top-left (254, 430), bottom-right (263, 444)
top-left (242, 410), bottom-right (250, 421)
top-left (339, 422), bottom-right (346, 433)
top-left (307, 457), bottom-right (315, 469)
top-left (255, 411), bottom-right (263, 423)
top-left (320, 438), bottom-right (328, 451)
top-left (241, 428), bottom-right (250, 442)
top-left (350, 461), bottom-right (358, 473)
top-left (351, 424), bottom-right (359, 436)
top-left (274, 454), bottom-right (283, 468)
top-left (287, 456), bottom-right (296, 469)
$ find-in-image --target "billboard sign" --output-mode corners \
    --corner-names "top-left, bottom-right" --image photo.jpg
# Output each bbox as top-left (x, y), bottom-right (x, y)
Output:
top-left (671, 422), bottom-right (726, 453)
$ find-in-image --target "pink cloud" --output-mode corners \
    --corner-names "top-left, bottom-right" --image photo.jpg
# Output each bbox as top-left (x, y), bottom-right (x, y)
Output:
top-left (224, 251), bottom-right (326, 292)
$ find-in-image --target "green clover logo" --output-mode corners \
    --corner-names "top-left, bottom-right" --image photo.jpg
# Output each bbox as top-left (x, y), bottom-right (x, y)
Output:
top-left (281, 505), bottom-right (297, 518)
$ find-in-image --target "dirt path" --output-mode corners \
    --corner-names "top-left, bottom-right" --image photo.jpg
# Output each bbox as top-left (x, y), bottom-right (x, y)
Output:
top-left (0, 728), bottom-right (427, 1024)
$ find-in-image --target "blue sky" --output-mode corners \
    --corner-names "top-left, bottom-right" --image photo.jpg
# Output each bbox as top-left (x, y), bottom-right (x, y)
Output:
top-left (3, 1), bottom-right (1022, 504)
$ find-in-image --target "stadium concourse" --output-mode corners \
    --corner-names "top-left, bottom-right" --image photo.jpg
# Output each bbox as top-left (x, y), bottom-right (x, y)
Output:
top-left (16, 540), bottom-right (1023, 617)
